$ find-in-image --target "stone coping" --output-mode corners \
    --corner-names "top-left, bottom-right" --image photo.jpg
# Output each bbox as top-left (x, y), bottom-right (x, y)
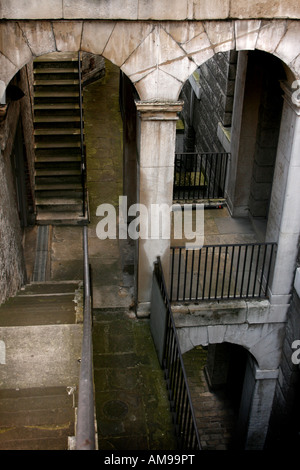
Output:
top-left (1, 0), bottom-right (300, 21)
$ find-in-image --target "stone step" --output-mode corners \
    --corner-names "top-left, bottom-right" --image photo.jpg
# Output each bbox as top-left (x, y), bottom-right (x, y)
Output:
top-left (17, 281), bottom-right (81, 296)
top-left (35, 169), bottom-right (81, 177)
top-left (34, 128), bottom-right (82, 136)
top-left (34, 115), bottom-right (81, 123)
top-left (36, 211), bottom-right (88, 226)
top-left (34, 141), bottom-right (81, 149)
top-left (35, 156), bottom-right (81, 165)
top-left (34, 67), bottom-right (79, 74)
top-left (0, 294), bottom-right (77, 326)
top-left (36, 184), bottom-right (82, 192)
top-left (0, 387), bottom-right (76, 450)
top-left (34, 79), bottom-right (79, 86)
top-left (34, 103), bottom-right (80, 110)
top-left (34, 90), bottom-right (79, 98)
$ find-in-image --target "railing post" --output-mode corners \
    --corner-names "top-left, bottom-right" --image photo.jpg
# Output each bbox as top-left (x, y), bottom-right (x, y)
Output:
top-left (78, 51), bottom-right (86, 218)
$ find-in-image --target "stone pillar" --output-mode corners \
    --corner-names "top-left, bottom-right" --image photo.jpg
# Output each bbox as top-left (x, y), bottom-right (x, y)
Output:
top-left (266, 82), bottom-right (300, 311)
top-left (135, 100), bottom-right (183, 317)
top-left (227, 51), bottom-right (263, 217)
top-left (244, 366), bottom-right (279, 450)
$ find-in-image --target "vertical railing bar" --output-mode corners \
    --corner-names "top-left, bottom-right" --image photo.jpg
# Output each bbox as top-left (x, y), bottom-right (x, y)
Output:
top-left (202, 246), bottom-right (209, 299)
top-left (176, 248), bottom-right (182, 301)
top-left (215, 245), bottom-right (222, 299)
top-left (253, 244), bottom-right (261, 297)
top-left (233, 245), bottom-right (242, 298)
top-left (208, 246), bottom-right (215, 300)
top-left (265, 243), bottom-right (275, 297)
top-left (221, 245), bottom-right (228, 299)
top-left (218, 153), bottom-right (223, 198)
top-left (259, 244), bottom-right (268, 297)
top-left (246, 244), bottom-right (255, 298)
top-left (240, 245), bottom-right (248, 298)
top-left (195, 249), bottom-right (201, 301)
top-left (212, 153), bottom-right (218, 198)
top-left (189, 249), bottom-right (195, 300)
top-left (183, 249), bottom-right (189, 300)
top-left (204, 154), bottom-right (208, 199)
top-left (170, 247), bottom-right (175, 302)
top-left (199, 153), bottom-right (203, 199)
top-left (228, 245), bottom-right (235, 298)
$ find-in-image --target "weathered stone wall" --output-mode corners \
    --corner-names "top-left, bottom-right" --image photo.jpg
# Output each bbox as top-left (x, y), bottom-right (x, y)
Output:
top-left (0, 65), bottom-right (35, 305)
top-left (180, 51), bottom-right (237, 153)
top-left (266, 288), bottom-right (300, 448)
top-left (1, 0), bottom-right (300, 21)
top-left (0, 101), bottom-right (26, 304)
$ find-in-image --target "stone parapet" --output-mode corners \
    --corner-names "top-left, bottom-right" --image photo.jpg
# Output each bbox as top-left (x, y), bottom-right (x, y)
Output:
top-left (1, 0), bottom-right (300, 21)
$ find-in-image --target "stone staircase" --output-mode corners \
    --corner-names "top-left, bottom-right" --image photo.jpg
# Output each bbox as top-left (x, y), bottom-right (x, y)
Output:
top-left (0, 281), bottom-right (83, 450)
top-left (33, 52), bottom-right (88, 225)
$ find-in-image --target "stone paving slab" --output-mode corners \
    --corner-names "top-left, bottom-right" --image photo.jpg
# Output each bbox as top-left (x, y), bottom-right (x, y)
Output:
top-left (93, 310), bottom-right (177, 451)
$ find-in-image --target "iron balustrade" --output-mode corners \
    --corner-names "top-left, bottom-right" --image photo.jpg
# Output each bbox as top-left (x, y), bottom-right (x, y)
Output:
top-left (75, 225), bottom-right (96, 450)
top-left (173, 152), bottom-right (230, 201)
top-left (78, 51), bottom-right (87, 217)
top-left (170, 242), bottom-right (276, 302)
top-left (152, 258), bottom-right (201, 450)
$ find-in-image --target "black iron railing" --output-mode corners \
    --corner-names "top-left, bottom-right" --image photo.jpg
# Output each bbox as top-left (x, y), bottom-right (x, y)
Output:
top-left (170, 242), bottom-right (276, 302)
top-left (151, 258), bottom-right (201, 450)
top-left (173, 152), bottom-right (229, 201)
top-left (75, 225), bottom-right (96, 450)
top-left (78, 51), bottom-right (87, 217)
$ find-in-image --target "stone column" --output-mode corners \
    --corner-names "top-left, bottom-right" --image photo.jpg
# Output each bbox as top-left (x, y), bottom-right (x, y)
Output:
top-left (266, 81), bottom-right (300, 312)
top-left (135, 100), bottom-right (183, 317)
top-left (244, 366), bottom-right (279, 450)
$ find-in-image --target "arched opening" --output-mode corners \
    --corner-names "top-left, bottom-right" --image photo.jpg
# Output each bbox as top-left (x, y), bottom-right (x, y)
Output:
top-left (171, 49), bottom-right (290, 304)
top-left (183, 342), bottom-right (257, 450)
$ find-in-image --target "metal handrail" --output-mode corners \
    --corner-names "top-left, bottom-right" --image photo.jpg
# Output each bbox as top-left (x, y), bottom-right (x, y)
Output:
top-left (154, 257), bottom-right (201, 450)
top-left (78, 51), bottom-right (86, 217)
top-left (75, 225), bottom-right (96, 450)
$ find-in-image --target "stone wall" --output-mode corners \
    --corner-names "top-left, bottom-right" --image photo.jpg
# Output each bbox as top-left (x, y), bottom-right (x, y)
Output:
top-left (0, 65), bottom-right (35, 305)
top-left (180, 51), bottom-right (237, 153)
top-left (0, 101), bottom-right (26, 304)
top-left (1, 0), bottom-right (300, 21)
top-left (266, 288), bottom-right (300, 448)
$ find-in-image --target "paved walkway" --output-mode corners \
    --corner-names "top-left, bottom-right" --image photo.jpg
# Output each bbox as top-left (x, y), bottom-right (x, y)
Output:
top-left (83, 61), bottom-right (176, 451)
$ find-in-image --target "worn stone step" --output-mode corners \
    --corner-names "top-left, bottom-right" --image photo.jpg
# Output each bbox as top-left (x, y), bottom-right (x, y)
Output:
top-left (34, 115), bottom-right (81, 123)
top-left (34, 90), bottom-right (79, 97)
top-left (0, 295), bottom-right (77, 326)
top-left (36, 177), bottom-right (81, 186)
top-left (17, 282), bottom-right (81, 296)
top-left (34, 128), bottom-right (82, 136)
top-left (36, 212), bottom-right (88, 225)
top-left (36, 184), bottom-right (82, 192)
top-left (0, 387), bottom-right (76, 450)
top-left (34, 67), bottom-right (79, 74)
top-left (34, 79), bottom-right (79, 86)
top-left (35, 169), bottom-right (81, 177)
top-left (34, 103), bottom-right (80, 110)
top-left (34, 141), bottom-right (81, 149)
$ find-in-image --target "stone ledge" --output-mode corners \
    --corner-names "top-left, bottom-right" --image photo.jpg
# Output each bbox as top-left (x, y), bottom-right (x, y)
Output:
top-left (172, 297), bottom-right (288, 327)
top-left (1, 1), bottom-right (300, 20)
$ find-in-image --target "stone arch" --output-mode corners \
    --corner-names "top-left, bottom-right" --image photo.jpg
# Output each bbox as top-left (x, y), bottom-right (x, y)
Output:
top-left (177, 321), bottom-right (284, 370)
top-left (1, 19), bottom-right (300, 102)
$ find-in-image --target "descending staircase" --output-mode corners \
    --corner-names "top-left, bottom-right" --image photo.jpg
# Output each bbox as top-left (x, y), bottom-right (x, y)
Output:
top-left (33, 52), bottom-right (88, 225)
top-left (0, 281), bottom-right (83, 450)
